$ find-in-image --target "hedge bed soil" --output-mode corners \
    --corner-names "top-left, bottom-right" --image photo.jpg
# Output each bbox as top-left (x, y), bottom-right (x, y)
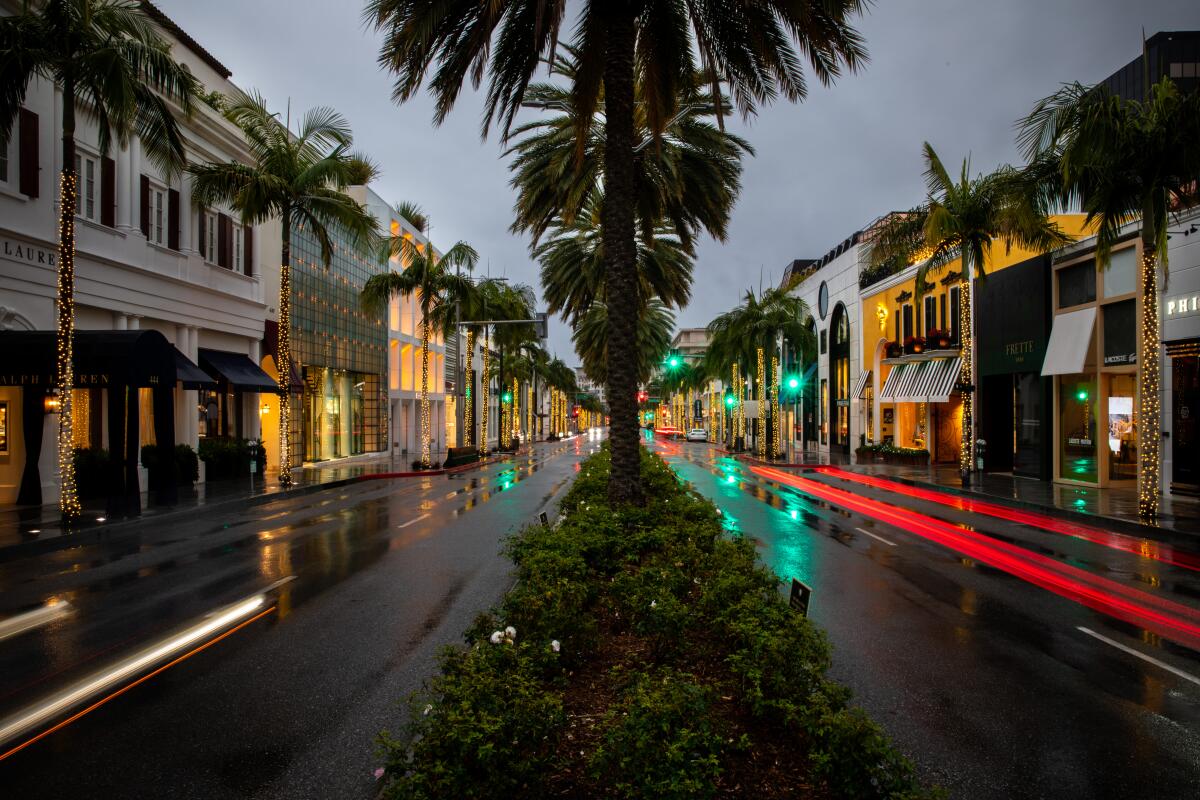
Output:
top-left (377, 446), bottom-right (941, 800)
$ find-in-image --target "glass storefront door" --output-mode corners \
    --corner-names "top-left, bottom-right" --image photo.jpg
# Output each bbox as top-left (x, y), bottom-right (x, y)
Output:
top-left (1173, 355), bottom-right (1199, 491)
top-left (1105, 373), bottom-right (1137, 481)
top-left (1058, 374), bottom-right (1097, 483)
top-left (1013, 373), bottom-right (1042, 478)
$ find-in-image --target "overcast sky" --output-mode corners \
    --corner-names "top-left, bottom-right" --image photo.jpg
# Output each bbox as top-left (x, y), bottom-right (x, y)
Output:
top-left (158, 0), bottom-right (1197, 363)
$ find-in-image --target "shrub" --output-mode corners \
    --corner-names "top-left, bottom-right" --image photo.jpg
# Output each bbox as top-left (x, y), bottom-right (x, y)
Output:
top-left (140, 443), bottom-right (199, 486)
top-left (198, 437), bottom-right (266, 480)
top-left (590, 669), bottom-right (727, 800)
top-left (73, 447), bottom-right (110, 500)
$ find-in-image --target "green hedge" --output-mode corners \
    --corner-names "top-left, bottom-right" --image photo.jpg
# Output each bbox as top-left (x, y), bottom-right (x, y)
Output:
top-left (140, 443), bottom-right (200, 486)
top-left (73, 447), bottom-right (110, 500)
top-left (198, 437), bottom-right (266, 481)
top-left (377, 447), bottom-right (940, 799)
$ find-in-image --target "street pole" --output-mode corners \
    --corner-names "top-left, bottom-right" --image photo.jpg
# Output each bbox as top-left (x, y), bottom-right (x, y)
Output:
top-left (454, 263), bottom-right (463, 449)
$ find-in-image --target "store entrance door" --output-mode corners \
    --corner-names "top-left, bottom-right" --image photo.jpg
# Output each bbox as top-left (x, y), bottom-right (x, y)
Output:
top-left (1173, 354), bottom-right (1199, 493)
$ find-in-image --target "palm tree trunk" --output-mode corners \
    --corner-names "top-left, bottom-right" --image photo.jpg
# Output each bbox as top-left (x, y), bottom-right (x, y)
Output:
top-left (464, 329), bottom-right (475, 447)
top-left (57, 77), bottom-right (81, 519)
top-left (479, 330), bottom-right (491, 455)
top-left (278, 208), bottom-right (294, 486)
top-left (1138, 237), bottom-right (1162, 517)
top-left (602, 8), bottom-right (643, 505)
top-left (420, 318), bottom-right (431, 467)
top-left (957, 276), bottom-right (973, 486)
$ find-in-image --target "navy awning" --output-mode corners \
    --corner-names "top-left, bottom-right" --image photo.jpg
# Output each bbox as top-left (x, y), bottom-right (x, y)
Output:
top-left (198, 348), bottom-right (278, 393)
top-left (0, 329), bottom-right (178, 388)
top-left (174, 347), bottom-right (216, 390)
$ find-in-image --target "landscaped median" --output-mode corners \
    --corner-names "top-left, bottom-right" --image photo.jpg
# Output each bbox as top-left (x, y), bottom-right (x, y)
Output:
top-left (376, 446), bottom-right (940, 799)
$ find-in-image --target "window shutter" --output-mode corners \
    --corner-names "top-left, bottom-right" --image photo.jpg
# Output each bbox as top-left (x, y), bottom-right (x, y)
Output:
top-left (243, 225), bottom-right (254, 276)
top-left (18, 108), bottom-right (38, 198)
top-left (167, 188), bottom-right (180, 250)
top-left (217, 212), bottom-right (230, 268)
top-left (198, 210), bottom-right (207, 258)
top-left (100, 157), bottom-right (115, 227)
top-left (139, 175), bottom-right (150, 237)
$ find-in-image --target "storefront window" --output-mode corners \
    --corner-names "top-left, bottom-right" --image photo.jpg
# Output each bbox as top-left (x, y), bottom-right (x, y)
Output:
top-left (820, 379), bottom-right (828, 445)
top-left (1058, 374), bottom-right (1097, 482)
top-left (1106, 373), bottom-right (1137, 481)
top-left (1058, 262), bottom-right (1096, 308)
top-left (1102, 300), bottom-right (1136, 366)
top-left (1102, 247), bottom-right (1136, 298)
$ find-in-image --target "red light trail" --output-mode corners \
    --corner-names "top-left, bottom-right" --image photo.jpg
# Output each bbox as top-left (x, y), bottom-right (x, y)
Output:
top-left (811, 466), bottom-right (1200, 573)
top-left (751, 466), bottom-right (1200, 652)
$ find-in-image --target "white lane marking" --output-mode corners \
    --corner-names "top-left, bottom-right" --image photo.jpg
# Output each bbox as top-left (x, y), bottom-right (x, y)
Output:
top-left (0, 602), bottom-right (72, 643)
top-left (397, 513), bottom-right (431, 529)
top-left (1077, 626), bottom-right (1200, 687)
top-left (855, 527), bottom-right (897, 547)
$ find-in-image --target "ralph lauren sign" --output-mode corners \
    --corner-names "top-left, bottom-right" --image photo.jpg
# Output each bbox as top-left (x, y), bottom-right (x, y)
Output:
top-left (2, 240), bottom-right (56, 267)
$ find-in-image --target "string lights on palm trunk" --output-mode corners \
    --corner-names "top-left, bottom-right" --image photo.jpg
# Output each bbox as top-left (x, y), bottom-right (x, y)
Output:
top-left (56, 170), bottom-right (81, 520)
top-left (1138, 248), bottom-right (1161, 517)
top-left (958, 278), bottom-right (973, 481)
top-left (756, 348), bottom-right (766, 459)
top-left (420, 323), bottom-right (432, 468)
top-left (479, 339), bottom-right (491, 456)
top-left (772, 355), bottom-right (782, 459)
top-left (464, 329), bottom-right (475, 447)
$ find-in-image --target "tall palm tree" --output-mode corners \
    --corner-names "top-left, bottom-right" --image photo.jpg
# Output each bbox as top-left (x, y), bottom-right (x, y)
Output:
top-left (519, 341), bottom-right (550, 440)
top-left (366, 0), bottom-right (868, 505)
top-left (1017, 77), bottom-right (1200, 516)
top-left (868, 143), bottom-right (1074, 484)
top-left (707, 286), bottom-right (814, 452)
top-left (362, 235), bottom-right (479, 468)
top-left (190, 91), bottom-right (379, 485)
top-left (0, 0), bottom-right (199, 518)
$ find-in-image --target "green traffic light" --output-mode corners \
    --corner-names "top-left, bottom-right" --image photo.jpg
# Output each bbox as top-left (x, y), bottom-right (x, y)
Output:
top-left (502, 392), bottom-right (513, 403)
top-left (1076, 388), bottom-right (1088, 402)
top-left (787, 376), bottom-right (799, 390)
top-left (724, 395), bottom-right (736, 407)
top-left (668, 356), bottom-right (680, 368)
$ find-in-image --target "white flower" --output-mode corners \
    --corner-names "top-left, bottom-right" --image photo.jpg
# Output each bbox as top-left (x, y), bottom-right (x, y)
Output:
top-left (423, 704), bottom-right (433, 716)
top-left (490, 630), bottom-right (504, 645)
top-left (551, 639), bottom-right (561, 653)
top-left (650, 600), bottom-right (658, 609)
top-left (505, 625), bottom-right (517, 639)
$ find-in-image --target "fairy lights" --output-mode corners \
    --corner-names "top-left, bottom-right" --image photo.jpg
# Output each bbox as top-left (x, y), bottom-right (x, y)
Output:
top-left (772, 356), bottom-right (782, 459)
top-left (464, 329), bottom-right (475, 447)
top-left (1139, 248), bottom-right (1161, 518)
top-left (277, 252), bottom-right (293, 486)
top-left (525, 383), bottom-right (532, 444)
top-left (56, 170), bottom-right (81, 519)
top-left (479, 342), bottom-right (491, 455)
top-left (756, 348), bottom-right (766, 458)
top-left (957, 278), bottom-right (973, 482)
top-left (511, 377), bottom-right (519, 444)
top-left (420, 322), bottom-right (432, 468)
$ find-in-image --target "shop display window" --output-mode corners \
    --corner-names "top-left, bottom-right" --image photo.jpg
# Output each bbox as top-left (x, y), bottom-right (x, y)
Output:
top-left (1102, 247), bottom-right (1136, 298)
top-left (1106, 374), bottom-right (1137, 481)
top-left (1057, 261), bottom-right (1096, 308)
top-left (1058, 375), bottom-right (1097, 482)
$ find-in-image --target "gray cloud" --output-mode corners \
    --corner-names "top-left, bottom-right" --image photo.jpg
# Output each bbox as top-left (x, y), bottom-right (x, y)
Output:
top-left (157, 0), bottom-right (1197, 362)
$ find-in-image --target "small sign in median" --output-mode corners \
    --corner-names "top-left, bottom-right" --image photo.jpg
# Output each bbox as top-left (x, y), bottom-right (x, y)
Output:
top-left (789, 578), bottom-right (812, 617)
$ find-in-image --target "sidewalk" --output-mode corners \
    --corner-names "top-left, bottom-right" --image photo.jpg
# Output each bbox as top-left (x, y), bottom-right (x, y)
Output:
top-left (830, 462), bottom-right (1200, 537)
top-left (0, 447), bottom-right (522, 559)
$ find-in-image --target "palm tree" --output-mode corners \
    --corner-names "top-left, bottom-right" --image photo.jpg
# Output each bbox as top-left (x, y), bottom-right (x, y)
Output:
top-left (190, 92), bottom-right (378, 485)
top-left (707, 286), bottom-right (815, 453)
top-left (0, 0), bottom-right (199, 518)
top-left (868, 143), bottom-right (1074, 484)
top-left (1017, 77), bottom-right (1200, 516)
top-left (366, 0), bottom-right (868, 505)
top-left (519, 341), bottom-right (550, 440)
top-left (574, 299), bottom-right (674, 388)
top-left (362, 234), bottom-right (479, 468)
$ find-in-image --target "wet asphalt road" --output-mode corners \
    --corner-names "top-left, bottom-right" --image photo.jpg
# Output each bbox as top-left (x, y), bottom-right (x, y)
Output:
top-left (651, 436), bottom-right (1200, 800)
top-left (0, 434), bottom-right (602, 799)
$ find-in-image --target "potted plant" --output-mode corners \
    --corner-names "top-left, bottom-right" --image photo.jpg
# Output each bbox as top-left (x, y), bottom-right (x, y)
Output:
top-left (885, 340), bottom-right (903, 359)
top-left (904, 336), bottom-right (926, 355)
top-left (927, 328), bottom-right (951, 349)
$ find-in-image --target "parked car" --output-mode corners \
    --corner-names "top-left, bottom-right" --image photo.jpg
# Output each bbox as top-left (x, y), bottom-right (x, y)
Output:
top-left (685, 428), bottom-right (709, 442)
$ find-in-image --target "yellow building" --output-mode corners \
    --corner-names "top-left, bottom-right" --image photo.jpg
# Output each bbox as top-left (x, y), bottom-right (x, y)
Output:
top-left (858, 215), bottom-right (1090, 471)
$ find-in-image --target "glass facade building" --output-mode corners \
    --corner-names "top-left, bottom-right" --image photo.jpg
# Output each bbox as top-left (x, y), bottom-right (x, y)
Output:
top-left (288, 222), bottom-right (388, 463)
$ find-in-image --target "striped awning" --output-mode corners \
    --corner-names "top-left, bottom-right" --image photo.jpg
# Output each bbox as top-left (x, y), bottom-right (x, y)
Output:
top-left (922, 357), bottom-right (962, 403)
top-left (877, 363), bottom-right (908, 401)
top-left (894, 361), bottom-right (930, 402)
top-left (851, 370), bottom-right (872, 399)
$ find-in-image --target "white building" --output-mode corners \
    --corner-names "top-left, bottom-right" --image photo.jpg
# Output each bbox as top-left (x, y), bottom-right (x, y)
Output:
top-left (0, 3), bottom-right (271, 511)
top-left (784, 224), bottom-right (872, 461)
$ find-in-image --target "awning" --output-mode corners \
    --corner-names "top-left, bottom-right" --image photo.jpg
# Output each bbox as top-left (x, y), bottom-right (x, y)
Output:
top-left (198, 348), bottom-right (279, 393)
top-left (851, 370), bottom-right (872, 399)
top-left (174, 347), bottom-right (216, 390)
top-left (1041, 307), bottom-right (1096, 376)
top-left (0, 329), bottom-right (178, 388)
top-left (915, 357), bottom-right (962, 403)
top-left (877, 363), bottom-right (908, 401)
top-left (895, 361), bottom-right (930, 403)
